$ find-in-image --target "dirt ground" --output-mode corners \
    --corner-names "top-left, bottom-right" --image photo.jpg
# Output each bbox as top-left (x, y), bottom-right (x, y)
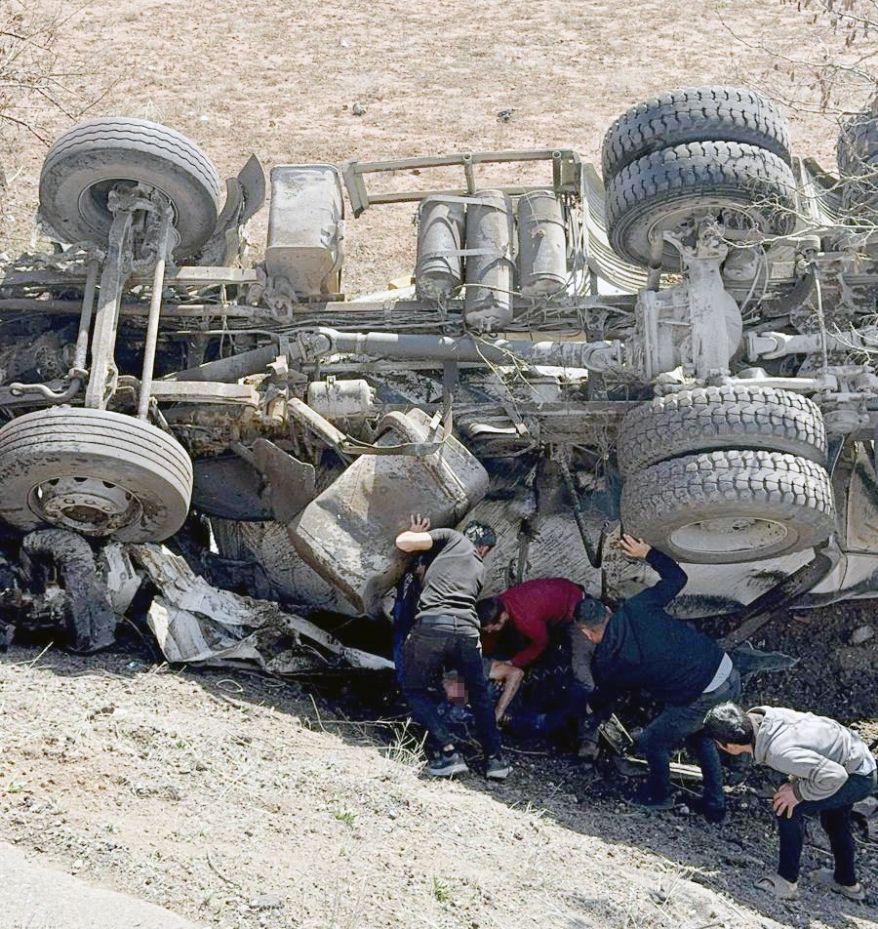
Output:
top-left (0, 0), bottom-right (867, 294)
top-left (0, 604), bottom-right (876, 929)
top-left (1, 2), bottom-right (877, 927)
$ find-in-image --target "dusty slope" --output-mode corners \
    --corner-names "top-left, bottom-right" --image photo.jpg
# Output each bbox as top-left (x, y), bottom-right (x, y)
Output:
top-left (0, 641), bottom-right (875, 929)
top-left (1, 0), bottom-right (864, 293)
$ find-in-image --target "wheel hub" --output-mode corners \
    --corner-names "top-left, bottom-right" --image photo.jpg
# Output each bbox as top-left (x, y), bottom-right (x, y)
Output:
top-left (669, 516), bottom-right (791, 556)
top-left (33, 476), bottom-right (142, 536)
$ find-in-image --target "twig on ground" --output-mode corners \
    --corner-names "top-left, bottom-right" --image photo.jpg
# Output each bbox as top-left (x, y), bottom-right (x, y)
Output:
top-left (309, 693), bottom-right (327, 732)
top-left (206, 849), bottom-right (243, 888)
top-left (19, 642), bottom-right (53, 667)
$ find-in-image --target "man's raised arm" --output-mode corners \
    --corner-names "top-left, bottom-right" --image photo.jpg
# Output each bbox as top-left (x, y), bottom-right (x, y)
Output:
top-left (619, 535), bottom-right (687, 608)
top-left (395, 514), bottom-right (435, 552)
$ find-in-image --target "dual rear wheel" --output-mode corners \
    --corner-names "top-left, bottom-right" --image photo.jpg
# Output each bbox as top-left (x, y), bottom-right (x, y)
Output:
top-left (616, 386), bottom-right (836, 563)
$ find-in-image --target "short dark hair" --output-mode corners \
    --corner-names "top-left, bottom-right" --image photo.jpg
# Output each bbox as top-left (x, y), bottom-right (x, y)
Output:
top-left (463, 521), bottom-right (496, 549)
top-left (574, 596), bottom-right (607, 627)
top-left (703, 702), bottom-right (755, 746)
top-left (476, 597), bottom-right (503, 627)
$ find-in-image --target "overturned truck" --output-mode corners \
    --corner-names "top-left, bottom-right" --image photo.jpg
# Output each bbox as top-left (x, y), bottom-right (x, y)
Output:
top-left (2, 86), bottom-right (878, 634)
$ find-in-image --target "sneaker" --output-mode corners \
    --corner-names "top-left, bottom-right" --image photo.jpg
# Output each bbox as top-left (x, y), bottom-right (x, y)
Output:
top-left (427, 751), bottom-right (469, 778)
top-left (755, 874), bottom-right (799, 900)
top-left (629, 787), bottom-right (674, 812)
top-left (812, 868), bottom-right (866, 901)
top-left (485, 755), bottom-right (511, 780)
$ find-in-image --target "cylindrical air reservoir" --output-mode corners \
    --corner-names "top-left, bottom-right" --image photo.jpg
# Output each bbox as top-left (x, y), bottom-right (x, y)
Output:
top-left (517, 190), bottom-right (568, 296)
top-left (306, 378), bottom-right (375, 420)
top-left (463, 189), bottom-right (515, 332)
top-left (415, 197), bottom-right (466, 301)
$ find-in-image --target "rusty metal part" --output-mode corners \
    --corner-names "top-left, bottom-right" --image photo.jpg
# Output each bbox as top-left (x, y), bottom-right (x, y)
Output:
top-left (289, 408), bottom-right (489, 614)
top-left (137, 205), bottom-right (176, 418)
top-left (307, 328), bottom-right (624, 372)
top-left (557, 451), bottom-right (606, 569)
top-left (83, 203), bottom-right (134, 408)
top-left (73, 257), bottom-right (99, 373)
top-left (251, 439), bottom-right (316, 523)
top-left (163, 344), bottom-right (285, 383)
top-left (342, 148), bottom-right (582, 216)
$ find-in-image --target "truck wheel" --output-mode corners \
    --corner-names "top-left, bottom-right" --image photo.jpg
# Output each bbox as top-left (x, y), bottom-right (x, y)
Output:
top-left (602, 87), bottom-right (792, 182)
top-left (39, 117), bottom-right (221, 258)
top-left (0, 408), bottom-right (192, 542)
top-left (836, 112), bottom-right (878, 221)
top-left (620, 450), bottom-right (835, 563)
top-left (605, 141), bottom-right (797, 269)
top-left (616, 385), bottom-right (826, 477)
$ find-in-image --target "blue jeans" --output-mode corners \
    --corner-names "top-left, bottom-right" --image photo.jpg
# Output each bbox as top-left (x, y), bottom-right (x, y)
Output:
top-left (637, 669), bottom-right (741, 808)
top-left (777, 769), bottom-right (876, 884)
top-left (401, 619), bottom-right (502, 757)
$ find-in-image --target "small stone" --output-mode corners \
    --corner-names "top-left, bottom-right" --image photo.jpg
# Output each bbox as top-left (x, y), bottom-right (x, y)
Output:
top-left (250, 893), bottom-right (283, 911)
top-left (351, 102), bottom-right (366, 116)
top-left (849, 624), bottom-right (874, 645)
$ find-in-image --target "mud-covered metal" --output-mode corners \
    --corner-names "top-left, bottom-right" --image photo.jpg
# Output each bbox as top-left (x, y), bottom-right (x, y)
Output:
top-left (3, 89), bottom-right (878, 618)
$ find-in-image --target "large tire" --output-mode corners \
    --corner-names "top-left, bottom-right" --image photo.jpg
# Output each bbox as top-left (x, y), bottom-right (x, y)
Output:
top-left (616, 386), bottom-right (827, 477)
top-left (602, 87), bottom-right (791, 182)
top-left (0, 407), bottom-right (192, 542)
top-left (39, 118), bottom-right (221, 258)
top-left (837, 112), bottom-right (878, 221)
top-left (605, 141), bottom-right (798, 269)
top-left (621, 450), bottom-right (835, 564)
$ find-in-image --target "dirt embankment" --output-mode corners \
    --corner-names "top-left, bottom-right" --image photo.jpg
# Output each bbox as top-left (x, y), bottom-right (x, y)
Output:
top-left (0, 599), bottom-right (875, 929)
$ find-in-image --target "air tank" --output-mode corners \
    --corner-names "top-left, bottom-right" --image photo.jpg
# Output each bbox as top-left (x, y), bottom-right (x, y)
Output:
top-left (463, 189), bottom-right (515, 332)
top-left (414, 197), bottom-right (466, 301)
top-left (517, 190), bottom-right (568, 296)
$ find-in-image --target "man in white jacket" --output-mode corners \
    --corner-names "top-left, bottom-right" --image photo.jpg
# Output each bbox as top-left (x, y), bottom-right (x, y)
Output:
top-left (704, 702), bottom-right (876, 901)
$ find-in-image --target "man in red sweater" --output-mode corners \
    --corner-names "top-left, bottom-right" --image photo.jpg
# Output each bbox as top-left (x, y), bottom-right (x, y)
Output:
top-left (477, 578), bottom-right (597, 750)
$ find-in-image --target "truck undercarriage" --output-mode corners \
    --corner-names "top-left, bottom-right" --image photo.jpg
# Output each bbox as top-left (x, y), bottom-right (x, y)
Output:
top-left (2, 87), bottom-right (878, 640)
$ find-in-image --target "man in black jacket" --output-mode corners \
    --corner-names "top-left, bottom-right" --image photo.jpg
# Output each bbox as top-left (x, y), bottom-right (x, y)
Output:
top-left (575, 534), bottom-right (740, 820)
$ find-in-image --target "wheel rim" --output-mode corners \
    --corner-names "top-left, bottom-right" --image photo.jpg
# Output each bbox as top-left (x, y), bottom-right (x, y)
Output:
top-left (77, 179), bottom-right (178, 240)
top-left (31, 476), bottom-right (142, 536)
top-left (669, 516), bottom-right (791, 556)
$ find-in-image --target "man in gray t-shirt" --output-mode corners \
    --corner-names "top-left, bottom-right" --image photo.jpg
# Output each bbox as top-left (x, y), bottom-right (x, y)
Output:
top-left (396, 514), bottom-right (509, 780)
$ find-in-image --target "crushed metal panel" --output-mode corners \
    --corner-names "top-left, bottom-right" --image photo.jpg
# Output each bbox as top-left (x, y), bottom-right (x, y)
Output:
top-left (130, 544), bottom-right (392, 671)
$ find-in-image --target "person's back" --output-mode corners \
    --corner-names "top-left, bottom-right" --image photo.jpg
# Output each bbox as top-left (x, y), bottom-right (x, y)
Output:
top-left (416, 528), bottom-right (484, 630)
top-left (594, 549), bottom-right (723, 705)
top-left (753, 707), bottom-right (876, 797)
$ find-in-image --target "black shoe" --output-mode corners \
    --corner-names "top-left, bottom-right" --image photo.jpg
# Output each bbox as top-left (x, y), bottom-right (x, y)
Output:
top-left (629, 787), bottom-right (674, 812)
top-left (688, 796), bottom-right (728, 824)
top-left (485, 754), bottom-right (511, 780)
top-left (427, 751), bottom-right (469, 778)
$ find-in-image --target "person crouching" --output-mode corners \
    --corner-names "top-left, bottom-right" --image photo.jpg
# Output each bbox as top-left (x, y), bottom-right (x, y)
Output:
top-left (703, 701), bottom-right (877, 901)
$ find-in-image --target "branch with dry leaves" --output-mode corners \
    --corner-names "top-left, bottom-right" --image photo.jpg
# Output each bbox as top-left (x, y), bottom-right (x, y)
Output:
top-left (0, 1), bottom-right (115, 145)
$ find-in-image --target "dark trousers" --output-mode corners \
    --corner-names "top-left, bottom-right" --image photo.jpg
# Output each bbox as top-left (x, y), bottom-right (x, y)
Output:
top-left (777, 769), bottom-right (876, 885)
top-left (401, 619), bottom-right (502, 757)
top-left (637, 669), bottom-right (741, 808)
top-left (505, 681), bottom-right (593, 738)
